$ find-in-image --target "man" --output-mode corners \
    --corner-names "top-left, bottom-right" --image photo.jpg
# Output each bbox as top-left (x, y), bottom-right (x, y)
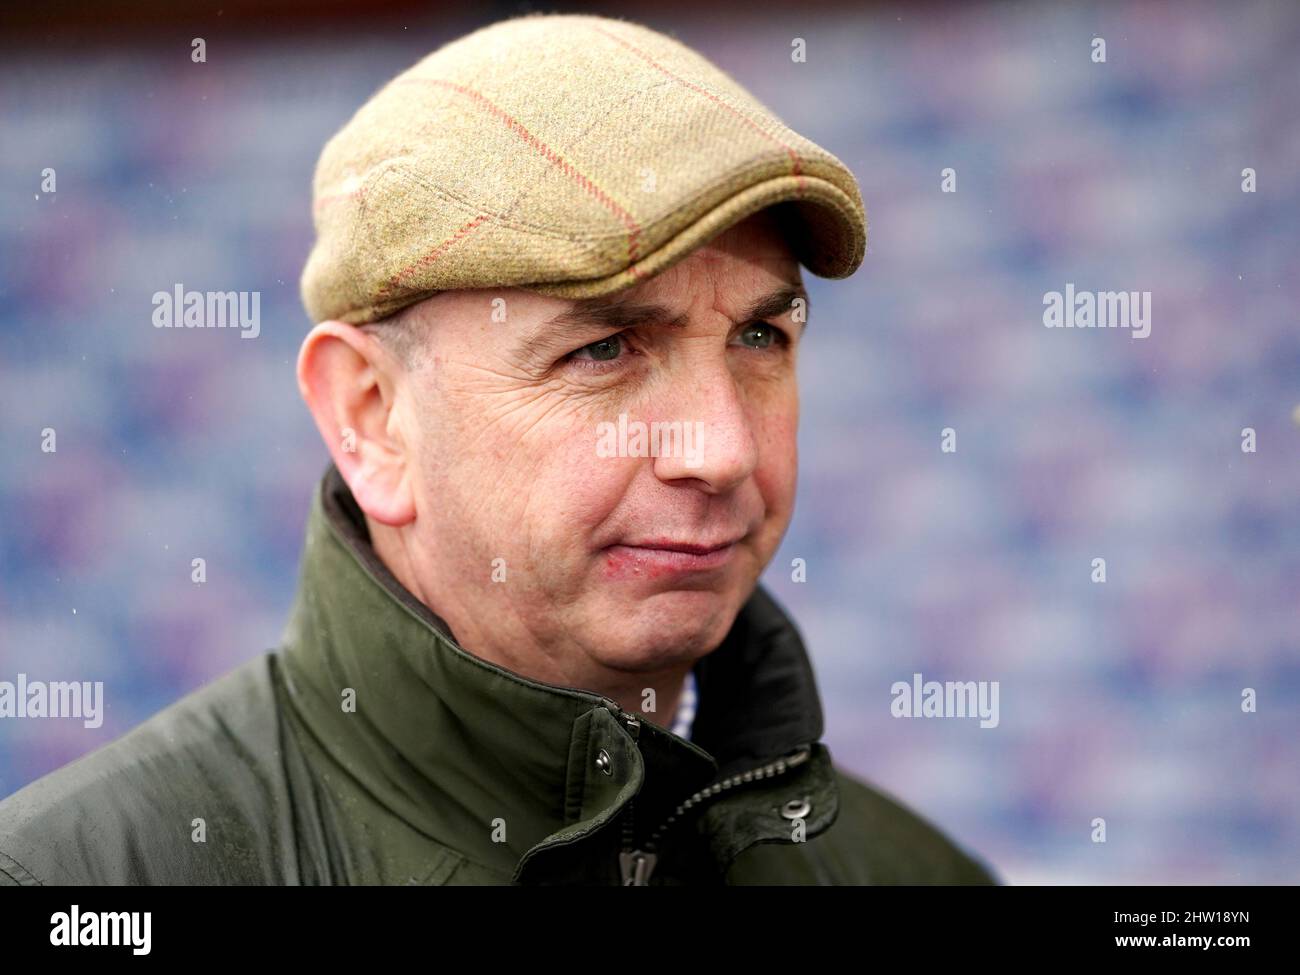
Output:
top-left (0, 12), bottom-right (996, 885)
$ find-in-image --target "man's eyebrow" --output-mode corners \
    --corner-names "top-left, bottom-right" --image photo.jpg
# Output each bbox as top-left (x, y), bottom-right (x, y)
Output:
top-left (539, 299), bottom-right (690, 338)
top-left (533, 283), bottom-right (810, 343)
top-left (742, 285), bottom-right (810, 327)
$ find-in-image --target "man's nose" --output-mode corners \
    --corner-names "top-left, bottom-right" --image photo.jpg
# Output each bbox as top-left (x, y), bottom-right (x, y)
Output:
top-left (650, 363), bottom-right (760, 494)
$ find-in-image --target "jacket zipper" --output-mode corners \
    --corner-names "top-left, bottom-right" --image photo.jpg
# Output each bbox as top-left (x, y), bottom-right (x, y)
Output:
top-left (613, 710), bottom-right (812, 885)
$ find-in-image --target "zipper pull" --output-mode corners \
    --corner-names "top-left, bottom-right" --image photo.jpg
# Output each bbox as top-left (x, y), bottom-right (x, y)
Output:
top-left (619, 850), bottom-right (657, 885)
top-left (604, 702), bottom-right (642, 742)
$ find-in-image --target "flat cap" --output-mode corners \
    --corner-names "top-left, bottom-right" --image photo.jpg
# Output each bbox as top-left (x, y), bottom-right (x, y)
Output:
top-left (301, 12), bottom-right (867, 325)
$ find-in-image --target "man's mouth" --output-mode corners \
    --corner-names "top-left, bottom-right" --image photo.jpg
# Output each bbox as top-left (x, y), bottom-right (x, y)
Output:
top-left (602, 536), bottom-right (744, 577)
top-left (619, 538), bottom-right (740, 555)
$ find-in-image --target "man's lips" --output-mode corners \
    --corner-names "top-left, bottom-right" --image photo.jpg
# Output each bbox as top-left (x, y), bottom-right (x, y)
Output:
top-left (602, 536), bottom-right (745, 577)
top-left (617, 538), bottom-right (741, 555)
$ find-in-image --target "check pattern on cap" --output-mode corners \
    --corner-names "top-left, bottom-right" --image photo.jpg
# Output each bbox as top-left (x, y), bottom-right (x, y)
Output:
top-left (301, 12), bottom-right (867, 326)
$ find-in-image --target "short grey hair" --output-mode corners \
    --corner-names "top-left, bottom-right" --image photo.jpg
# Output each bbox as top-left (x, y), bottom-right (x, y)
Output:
top-left (358, 301), bottom-right (433, 370)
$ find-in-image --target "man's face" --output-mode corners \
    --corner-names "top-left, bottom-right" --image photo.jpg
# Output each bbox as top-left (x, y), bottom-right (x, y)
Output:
top-left (392, 209), bottom-right (805, 681)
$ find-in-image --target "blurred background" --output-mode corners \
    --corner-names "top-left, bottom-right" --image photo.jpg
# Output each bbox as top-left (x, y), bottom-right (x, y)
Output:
top-left (1, 0), bottom-right (1297, 884)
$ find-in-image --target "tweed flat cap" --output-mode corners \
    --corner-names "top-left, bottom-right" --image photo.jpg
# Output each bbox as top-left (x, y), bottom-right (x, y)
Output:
top-left (301, 12), bottom-right (867, 326)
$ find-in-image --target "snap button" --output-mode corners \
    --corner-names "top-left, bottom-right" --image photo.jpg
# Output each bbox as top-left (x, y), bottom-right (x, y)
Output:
top-left (595, 749), bottom-right (613, 775)
top-left (780, 797), bottom-right (811, 819)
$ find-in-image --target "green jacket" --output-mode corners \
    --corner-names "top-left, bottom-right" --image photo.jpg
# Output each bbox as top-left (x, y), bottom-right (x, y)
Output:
top-left (0, 466), bottom-right (998, 885)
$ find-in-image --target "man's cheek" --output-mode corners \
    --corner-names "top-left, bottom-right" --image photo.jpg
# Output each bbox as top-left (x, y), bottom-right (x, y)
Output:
top-left (555, 442), bottom-right (629, 528)
top-left (755, 406), bottom-right (798, 479)
top-left (514, 433), bottom-right (630, 548)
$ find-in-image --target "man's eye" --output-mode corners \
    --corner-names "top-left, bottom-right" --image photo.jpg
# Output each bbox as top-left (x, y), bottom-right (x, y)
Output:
top-left (570, 333), bottom-right (626, 364)
top-left (736, 322), bottom-right (786, 349)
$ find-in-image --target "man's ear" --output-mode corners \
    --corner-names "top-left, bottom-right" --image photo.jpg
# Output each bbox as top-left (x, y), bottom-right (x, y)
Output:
top-left (296, 320), bottom-right (415, 526)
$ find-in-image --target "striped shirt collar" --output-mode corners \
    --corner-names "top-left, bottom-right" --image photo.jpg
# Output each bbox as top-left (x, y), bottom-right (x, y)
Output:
top-left (670, 669), bottom-right (699, 740)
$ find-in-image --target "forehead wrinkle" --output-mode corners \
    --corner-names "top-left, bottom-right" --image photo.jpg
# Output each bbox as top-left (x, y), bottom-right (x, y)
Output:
top-left (543, 282), bottom-right (807, 338)
top-left (509, 299), bottom-right (687, 367)
top-left (544, 299), bottom-right (690, 336)
top-left (511, 280), bottom-right (810, 368)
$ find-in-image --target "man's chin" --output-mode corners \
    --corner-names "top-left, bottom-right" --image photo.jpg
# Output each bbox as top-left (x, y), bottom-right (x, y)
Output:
top-left (584, 588), bottom-right (743, 671)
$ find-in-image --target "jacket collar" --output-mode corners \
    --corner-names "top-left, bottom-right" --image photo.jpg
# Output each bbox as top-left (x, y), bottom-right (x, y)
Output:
top-left (279, 464), bottom-right (838, 883)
